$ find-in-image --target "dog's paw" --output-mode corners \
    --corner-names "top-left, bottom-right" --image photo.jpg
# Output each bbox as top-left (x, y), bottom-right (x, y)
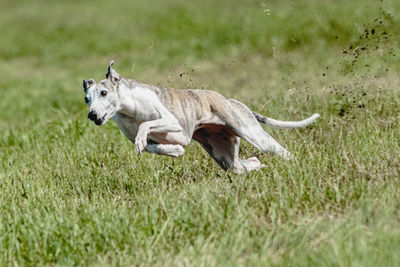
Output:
top-left (169, 145), bottom-right (185, 157)
top-left (241, 157), bottom-right (264, 172)
top-left (135, 136), bottom-right (147, 155)
top-left (135, 126), bottom-right (150, 155)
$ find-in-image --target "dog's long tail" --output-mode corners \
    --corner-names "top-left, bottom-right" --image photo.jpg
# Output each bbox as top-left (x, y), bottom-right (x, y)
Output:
top-left (253, 112), bottom-right (320, 129)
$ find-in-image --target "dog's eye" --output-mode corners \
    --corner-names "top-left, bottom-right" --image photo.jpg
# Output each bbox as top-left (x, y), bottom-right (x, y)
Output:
top-left (100, 90), bottom-right (108, 97)
top-left (84, 97), bottom-right (89, 104)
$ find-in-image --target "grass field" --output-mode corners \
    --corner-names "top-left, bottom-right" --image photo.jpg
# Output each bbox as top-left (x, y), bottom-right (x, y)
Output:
top-left (1, 0), bottom-right (400, 265)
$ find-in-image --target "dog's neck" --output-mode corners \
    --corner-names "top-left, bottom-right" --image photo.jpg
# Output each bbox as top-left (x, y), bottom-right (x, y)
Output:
top-left (112, 77), bottom-right (164, 122)
top-left (115, 82), bottom-right (137, 117)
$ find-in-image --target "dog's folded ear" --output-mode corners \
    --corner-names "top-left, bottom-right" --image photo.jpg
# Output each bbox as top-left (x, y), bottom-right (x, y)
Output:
top-left (106, 60), bottom-right (121, 85)
top-left (83, 79), bottom-right (95, 93)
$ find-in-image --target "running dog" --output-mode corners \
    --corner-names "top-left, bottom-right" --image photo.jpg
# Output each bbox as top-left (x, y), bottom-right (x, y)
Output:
top-left (83, 60), bottom-right (319, 173)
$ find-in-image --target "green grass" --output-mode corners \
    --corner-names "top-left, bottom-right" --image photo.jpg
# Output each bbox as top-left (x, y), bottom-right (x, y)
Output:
top-left (1, 0), bottom-right (400, 265)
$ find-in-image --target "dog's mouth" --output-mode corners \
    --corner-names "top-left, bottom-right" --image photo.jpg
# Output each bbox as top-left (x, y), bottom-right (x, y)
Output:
top-left (94, 113), bottom-right (107, 126)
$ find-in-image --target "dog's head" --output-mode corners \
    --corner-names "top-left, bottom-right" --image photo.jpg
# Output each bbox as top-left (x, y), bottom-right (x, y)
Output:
top-left (83, 60), bottom-right (122, 126)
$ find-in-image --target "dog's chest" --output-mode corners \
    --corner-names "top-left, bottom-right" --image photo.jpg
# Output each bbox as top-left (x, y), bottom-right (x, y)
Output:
top-left (112, 113), bottom-right (140, 142)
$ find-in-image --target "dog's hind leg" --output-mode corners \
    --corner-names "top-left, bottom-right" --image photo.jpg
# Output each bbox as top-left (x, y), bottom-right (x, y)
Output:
top-left (193, 125), bottom-right (240, 171)
top-left (238, 126), bottom-right (292, 159)
top-left (193, 125), bottom-right (264, 173)
top-left (226, 99), bottom-right (292, 159)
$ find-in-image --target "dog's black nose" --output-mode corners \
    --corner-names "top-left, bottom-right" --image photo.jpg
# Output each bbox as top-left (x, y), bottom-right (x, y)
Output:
top-left (88, 111), bottom-right (97, 121)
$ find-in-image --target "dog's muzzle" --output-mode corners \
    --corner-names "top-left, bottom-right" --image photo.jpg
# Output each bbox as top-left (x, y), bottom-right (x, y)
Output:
top-left (88, 111), bottom-right (106, 126)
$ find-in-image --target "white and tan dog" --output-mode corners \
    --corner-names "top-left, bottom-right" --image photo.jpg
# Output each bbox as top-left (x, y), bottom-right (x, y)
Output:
top-left (83, 61), bottom-right (319, 173)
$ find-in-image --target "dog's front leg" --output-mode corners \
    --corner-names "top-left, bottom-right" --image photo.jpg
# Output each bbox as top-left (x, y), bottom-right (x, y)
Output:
top-left (135, 117), bottom-right (183, 155)
top-left (145, 144), bottom-right (185, 157)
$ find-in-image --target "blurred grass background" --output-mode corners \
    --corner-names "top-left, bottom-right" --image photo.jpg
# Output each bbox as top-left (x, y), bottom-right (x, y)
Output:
top-left (0, 0), bottom-right (399, 265)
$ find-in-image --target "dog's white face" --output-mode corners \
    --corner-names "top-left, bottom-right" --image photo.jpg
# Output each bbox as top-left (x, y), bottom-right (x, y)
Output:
top-left (84, 80), bottom-right (119, 126)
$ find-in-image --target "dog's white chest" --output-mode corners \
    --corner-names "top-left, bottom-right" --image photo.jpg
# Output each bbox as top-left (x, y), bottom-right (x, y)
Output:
top-left (112, 113), bottom-right (140, 142)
